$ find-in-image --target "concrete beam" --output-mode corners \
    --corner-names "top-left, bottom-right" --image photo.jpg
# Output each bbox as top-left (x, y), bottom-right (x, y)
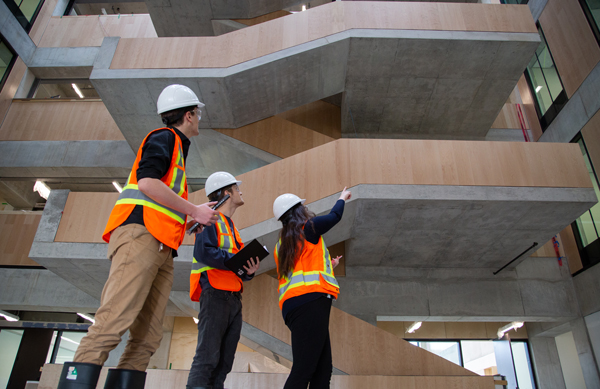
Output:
top-left (573, 262), bottom-right (600, 317)
top-left (92, 29), bottom-right (539, 143)
top-left (540, 60), bottom-right (600, 144)
top-left (0, 1), bottom-right (36, 63)
top-left (28, 47), bottom-right (100, 79)
top-left (0, 180), bottom-right (42, 209)
top-left (0, 140), bottom-right (134, 179)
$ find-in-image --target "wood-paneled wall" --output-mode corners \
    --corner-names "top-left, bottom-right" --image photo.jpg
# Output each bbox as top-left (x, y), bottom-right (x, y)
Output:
top-left (110, 3), bottom-right (536, 69)
top-left (215, 116), bottom-right (335, 159)
top-left (55, 139), bottom-right (591, 243)
top-left (0, 59), bottom-right (27, 127)
top-left (242, 274), bottom-right (481, 376)
top-left (0, 101), bottom-right (124, 141)
top-left (491, 104), bottom-right (521, 129)
top-left (581, 108), bottom-right (600, 175)
top-left (38, 14), bottom-right (157, 48)
top-left (377, 321), bottom-right (528, 340)
top-left (516, 74), bottom-right (543, 141)
top-left (233, 10), bottom-right (291, 26)
top-left (0, 213), bottom-right (42, 266)
top-left (277, 100), bottom-right (341, 138)
top-left (539, 0), bottom-right (600, 97)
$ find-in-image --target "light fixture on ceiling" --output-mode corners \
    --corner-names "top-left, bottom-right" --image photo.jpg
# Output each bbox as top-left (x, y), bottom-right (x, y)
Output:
top-left (406, 321), bottom-right (422, 333)
top-left (535, 85), bottom-right (543, 93)
top-left (0, 310), bottom-right (19, 322)
top-left (72, 83), bottom-right (85, 99)
top-left (34, 181), bottom-right (51, 200)
top-left (77, 312), bottom-right (96, 324)
top-left (112, 181), bottom-right (123, 193)
top-left (302, 4), bottom-right (306, 11)
top-left (61, 336), bottom-right (81, 345)
top-left (193, 317), bottom-right (199, 324)
top-left (497, 321), bottom-right (524, 339)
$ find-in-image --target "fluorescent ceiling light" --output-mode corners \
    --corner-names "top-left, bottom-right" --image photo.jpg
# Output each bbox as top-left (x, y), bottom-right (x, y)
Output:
top-left (77, 312), bottom-right (96, 324)
top-left (72, 83), bottom-right (84, 99)
top-left (0, 310), bottom-right (19, 322)
top-left (302, 4), bottom-right (306, 11)
top-left (497, 321), bottom-right (524, 339)
top-left (406, 321), bottom-right (422, 333)
top-left (535, 85), bottom-right (543, 93)
top-left (193, 317), bottom-right (199, 324)
top-left (61, 336), bottom-right (80, 345)
top-left (112, 181), bottom-right (123, 193)
top-left (34, 181), bottom-right (51, 200)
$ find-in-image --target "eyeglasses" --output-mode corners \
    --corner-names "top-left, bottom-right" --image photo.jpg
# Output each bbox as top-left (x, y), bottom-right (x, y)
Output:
top-left (193, 107), bottom-right (202, 119)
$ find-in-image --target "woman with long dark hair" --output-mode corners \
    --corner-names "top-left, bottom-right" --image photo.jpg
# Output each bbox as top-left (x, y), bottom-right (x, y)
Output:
top-left (272, 187), bottom-right (351, 389)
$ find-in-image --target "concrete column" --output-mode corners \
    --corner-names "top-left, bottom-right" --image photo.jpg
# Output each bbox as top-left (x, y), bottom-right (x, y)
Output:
top-left (0, 1), bottom-right (36, 62)
top-left (0, 180), bottom-right (42, 209)
top-left (529, 336), bottom-right (566, 389)
top-left (570, 318), bottom-right (600, 389)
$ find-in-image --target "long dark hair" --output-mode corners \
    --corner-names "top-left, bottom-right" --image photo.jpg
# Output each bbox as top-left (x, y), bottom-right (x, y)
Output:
top-left (277, 204), bottom-right (315, 280)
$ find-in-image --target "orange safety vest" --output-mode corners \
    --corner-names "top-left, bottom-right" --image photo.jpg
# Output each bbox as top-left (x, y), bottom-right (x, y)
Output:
top-left (189, 212), bottom-right (245, 301)
top-left (274, 236), bottom-right (339, 310)
top-left (102, 127), bottom-right (188, 249)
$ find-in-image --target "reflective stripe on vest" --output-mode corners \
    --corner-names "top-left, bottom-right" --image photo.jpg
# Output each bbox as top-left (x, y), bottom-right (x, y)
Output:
top-left (190, 214), bottom-right (242, 276)
top-left (115, 183), bottom-right (186, 224)
top-left (277, 239), bottom-right (339, 303)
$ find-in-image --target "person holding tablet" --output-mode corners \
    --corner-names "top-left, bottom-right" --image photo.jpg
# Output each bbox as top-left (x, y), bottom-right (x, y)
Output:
top-left (272, 187), bottom-right (351, 389)
top-left (187, 171), bottom-right (260, 389)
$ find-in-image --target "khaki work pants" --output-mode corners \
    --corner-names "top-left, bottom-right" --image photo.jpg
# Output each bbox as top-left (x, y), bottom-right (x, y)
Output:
top-left (74, 224), bottom-right (174, 371)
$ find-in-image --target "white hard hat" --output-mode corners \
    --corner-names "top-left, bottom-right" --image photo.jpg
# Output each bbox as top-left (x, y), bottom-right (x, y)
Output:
top-left (205, 172), bottom-right (242, 196)
top-left (273, 193), bottom-right (305, 221)
top-left (157, 84), bottom-right (205, 114)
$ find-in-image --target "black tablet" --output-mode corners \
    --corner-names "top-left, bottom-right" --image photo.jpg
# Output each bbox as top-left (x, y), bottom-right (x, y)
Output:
top-left (224, 239), bottom-right (269, 277)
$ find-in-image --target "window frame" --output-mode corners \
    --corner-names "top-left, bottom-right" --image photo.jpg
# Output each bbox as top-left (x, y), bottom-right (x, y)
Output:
top-left (2, 0), bottom-right (45, 33)
top-left (578, 0), bottom-right (600, 47)
top-left (0, 35), bottom-right (18, 94)
top-left (524, 23), bottom-right (568, 132)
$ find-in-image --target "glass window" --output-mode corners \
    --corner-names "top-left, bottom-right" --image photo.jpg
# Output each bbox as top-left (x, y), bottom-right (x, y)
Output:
top-left (410, 341), bottom-right (461, 366)
top-left (0, 329), bottom-right (24, 388)
top-left (525, 25), bottom-right (568, 131)
top-left (29, 80), bottom-right (100, 99)
top-left (512, 341), bottom-right (536, 389)
top-left (580, 0), bottom-right (600, 46)
top-left (2, 0), bottom-right (45, 31)
top-left (500, 0), bottom-right (529, 4)
top-left (461, 340), bottom-right (498, 375)
top-left (0, 38), bottom-right (16, 94)
top-left (574, 137), bottom-right (600, 246)
top-left (53, 331), bottom-right (87, 364)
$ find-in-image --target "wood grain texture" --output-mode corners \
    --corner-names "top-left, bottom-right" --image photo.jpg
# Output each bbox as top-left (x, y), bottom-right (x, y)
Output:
top-left (55, 139), bottom-right (592, 243)
top-left (55, 192), bottom-right (119, 243)
top-left (0, 100), bottom-right (124, 141)
top-left (0, 59), bottom-right (27, 126)
top-left (491, 104), bottom-right (521, 129)
top-left (215, 116), bottom-right (335, 158)
top-left (110, 3), bottom-right (536, 69)
top-left (233, 10), bottom-right (291, 26)
top-left (28, 0), bottom-right (59, 45)
top-left (560, 225), bottom-right (583, 274)
top-left (38, 14), bottom-right (157, 47)
top-left (582, 108), bottom-right (600, 175)
top-left (242, 274), bottom-right (481, 376)
top-left (517, 75), bottom-right (543, 141)
top-left (276, 100), bottom-right (341, 139)
top-left (539, 0), bottom-right (600, 97)
top-left (38, 364), bottom-right (494, 389)
top-left (0, 214), bottom-right (42, 266)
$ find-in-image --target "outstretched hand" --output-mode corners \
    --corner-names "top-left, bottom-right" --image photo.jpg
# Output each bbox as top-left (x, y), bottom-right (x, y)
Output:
top-left (339, 187), bottom-right (351, 202)
top-left (332, 255), bottom-right (342, 268)
top-left (243, 257), bottom-right (260, 275)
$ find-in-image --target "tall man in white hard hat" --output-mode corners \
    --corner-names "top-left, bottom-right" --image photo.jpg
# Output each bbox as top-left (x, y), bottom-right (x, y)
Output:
top-left (187, 171), bottom-right (260, 389)
top-left (58, 84), bottom-right (219, 389)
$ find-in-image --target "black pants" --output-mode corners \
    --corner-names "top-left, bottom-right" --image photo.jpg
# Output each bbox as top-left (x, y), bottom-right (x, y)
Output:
top-left (284, 296), bottom-right (333, 389)
top-left (187, 288), bottom-right (242, 389)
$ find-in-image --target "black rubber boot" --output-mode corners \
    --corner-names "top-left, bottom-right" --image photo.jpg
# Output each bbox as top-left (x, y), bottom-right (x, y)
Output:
top-left (104, 368), bottom-right (146, 389)
top-left (57, 362), bottom-right (102, 389)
